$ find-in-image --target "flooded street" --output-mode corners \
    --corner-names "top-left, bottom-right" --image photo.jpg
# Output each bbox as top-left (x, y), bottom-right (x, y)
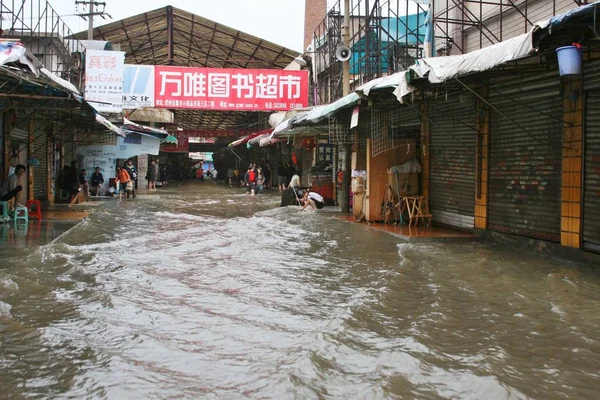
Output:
top-left (1, 183), bottom-right (600, 399)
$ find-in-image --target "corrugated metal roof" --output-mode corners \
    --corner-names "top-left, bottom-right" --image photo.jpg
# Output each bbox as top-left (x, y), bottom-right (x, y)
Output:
top-left (73, 6), bottom-right (297, 70)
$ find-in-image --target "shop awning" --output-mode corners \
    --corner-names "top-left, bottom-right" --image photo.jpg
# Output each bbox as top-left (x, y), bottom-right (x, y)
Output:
top-left (301, 93), bottom-right (361, 125)
top-left (356, 72), bottom-right (409, 97)
top-left (545, 1), bottom-right (600, 29)
top-left (278, 75), bottom-right (406, 133)
top-left (96, 114), bottom-right (124, 137)
top-left (259, 136), bottom-right (279, 147)
top-left (272, 109), bottom-right (311, 135)
top-left (391, 30), bottom-right (536, 102)
top-left (120, 117), bottom-right (169, 139)
top-left (228, 128), bottom-right (272, 147)
top-left (248, 132), bottom-right (272, 145)
top-left (228, 136), bottom-right (248, 147)
top-left (0, 40), bottom-right (125, 136)
top-left (162, 135), bottom-right (178, 145)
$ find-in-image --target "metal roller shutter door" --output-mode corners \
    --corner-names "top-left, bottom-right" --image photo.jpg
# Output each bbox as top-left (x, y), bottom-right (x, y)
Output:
top-left (429, 97), bottom-right (476, 230)
top-left (488, 72), bottom-right (562, 242)
top-left (582, 58), bottom-right (600, 251)
top-left (583, 58), bottom-right (600, 91)
top-left (32, 122), bottom-right (48, 200)
top-left (583, 92), bottom-right (600, 252)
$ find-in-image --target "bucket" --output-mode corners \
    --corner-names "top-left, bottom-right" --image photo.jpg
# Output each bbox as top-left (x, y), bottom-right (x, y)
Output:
top-left (556, 45), bottom-right (582, 76)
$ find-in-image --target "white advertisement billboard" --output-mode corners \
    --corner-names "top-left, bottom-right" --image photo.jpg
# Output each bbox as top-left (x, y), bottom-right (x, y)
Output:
top-left (122, 65), bottom-right (155, 109)
top-left (84, 49), bottom-right (126, 113)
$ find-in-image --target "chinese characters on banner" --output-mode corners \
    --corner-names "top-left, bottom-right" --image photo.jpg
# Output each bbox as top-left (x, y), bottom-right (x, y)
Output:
top-left (154, 66), bottom-right (309, 111)
top-left (84, 49), bottom-right (126, 113)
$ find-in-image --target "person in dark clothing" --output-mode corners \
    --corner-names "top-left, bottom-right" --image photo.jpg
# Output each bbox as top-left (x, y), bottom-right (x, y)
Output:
top-left (277, 162), bottom-right (286, 192)
top-left (91, 167), bottom-right (104, 196)
top-left (285, 162), bottom-right (295, 188)
top-left (147, 160), bottom-right (157, 191)
top-left (65, 160), bottom-right (81, 206)
top-left (160, 164), bottom-right (168, 186)
top-left (124, 159), bottom-right (137, 198)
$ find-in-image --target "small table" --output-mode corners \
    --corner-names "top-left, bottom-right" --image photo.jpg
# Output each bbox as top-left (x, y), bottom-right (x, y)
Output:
top-left (397, 195), bottom-right (432, 227)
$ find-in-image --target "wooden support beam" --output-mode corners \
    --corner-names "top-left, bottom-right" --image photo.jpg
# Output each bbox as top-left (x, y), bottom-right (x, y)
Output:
top-left (47, 124), bottom-right (53, 205)
top-left (167, 5), bottom-right (174, 65)
top-left (420, 103), bottom-right (430, 203)
top-left (28, 113), bottom-right (34, 201)
top-left (475, 88), bottom-right (490, 230)
top-left (3, 108), bottom-right (11, 179)
top-left (121, 20), bottom-right (139, 64)
top-left (560, 77), bottom-right (584, 248)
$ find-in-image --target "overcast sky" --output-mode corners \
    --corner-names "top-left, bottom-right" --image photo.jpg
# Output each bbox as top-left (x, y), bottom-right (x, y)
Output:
top-left (54, 0), bottom-right (306, 52)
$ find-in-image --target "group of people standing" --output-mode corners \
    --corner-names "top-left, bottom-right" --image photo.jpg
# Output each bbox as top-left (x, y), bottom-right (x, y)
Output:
top-left (115, 158), bottom-right (139, 200)
top-left (194, 166), bottom-right (218, 182)
top-left (57, 160), bottom-right (89, 207)
top-left (243, 162), bottom-right (266, 195)
top-left (58, 158), bottom-right (164, 204)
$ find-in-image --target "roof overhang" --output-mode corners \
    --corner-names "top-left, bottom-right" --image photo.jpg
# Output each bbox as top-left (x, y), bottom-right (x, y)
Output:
top-left (0, 40), bottom-right (125, 137)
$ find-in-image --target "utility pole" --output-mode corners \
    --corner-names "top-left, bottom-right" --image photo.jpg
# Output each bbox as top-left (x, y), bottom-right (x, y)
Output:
top-left (339, 0), bottom-right (352, 213)
top-left (75, 1), bottom-right (110, 40)
top-left (342, 0), bottom-right (350, 96)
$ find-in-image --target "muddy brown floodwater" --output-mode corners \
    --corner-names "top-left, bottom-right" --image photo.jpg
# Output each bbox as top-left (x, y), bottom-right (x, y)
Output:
top-left (1, 183), bottom-right (600, 399)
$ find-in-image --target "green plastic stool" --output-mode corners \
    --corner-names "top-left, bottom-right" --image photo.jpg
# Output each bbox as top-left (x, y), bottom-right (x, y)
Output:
top-left (13, 205), bottom-right (28, 224)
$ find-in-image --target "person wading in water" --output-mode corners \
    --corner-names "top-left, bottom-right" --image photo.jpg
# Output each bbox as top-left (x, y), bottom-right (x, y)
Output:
top-left (301, 190), bottom-right (325, 211)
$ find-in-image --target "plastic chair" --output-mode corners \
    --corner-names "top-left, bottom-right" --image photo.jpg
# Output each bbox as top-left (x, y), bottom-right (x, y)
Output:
top-left (13, 206), bottom-right (28, 223)
top-left (0, 200), bottom-right (9, 220)
top-left (26, 200), bottom-right (42, 220)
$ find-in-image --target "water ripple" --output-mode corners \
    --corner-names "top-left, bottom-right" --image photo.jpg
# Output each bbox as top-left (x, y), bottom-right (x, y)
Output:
top-left (1, 184), bottom-right (600, 398)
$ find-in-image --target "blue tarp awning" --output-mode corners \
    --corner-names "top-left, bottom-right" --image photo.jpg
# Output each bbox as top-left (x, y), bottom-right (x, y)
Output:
top-left (350, 12), bottom-right (427, 75)
top-left (546, 1), bottom-right (600, 28)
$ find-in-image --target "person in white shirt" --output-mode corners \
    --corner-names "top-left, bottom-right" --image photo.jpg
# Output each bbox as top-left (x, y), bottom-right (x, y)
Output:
top-left (301, 190), bottom-right (324, 211)
top-left (211, 168), bottom-right (218, 182)
top-left (0, 164), bottom-right (26, 208)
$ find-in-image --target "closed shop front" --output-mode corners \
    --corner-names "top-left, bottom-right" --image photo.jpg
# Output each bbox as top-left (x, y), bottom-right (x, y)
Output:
top-left (32, 120), bottom-right (48, 200)
top-left (488, 71), bottom-right (562, 242)
top-left (582, 58), bottom-right (600, 252)
top-left (429, 95), bottom-right (476, 230)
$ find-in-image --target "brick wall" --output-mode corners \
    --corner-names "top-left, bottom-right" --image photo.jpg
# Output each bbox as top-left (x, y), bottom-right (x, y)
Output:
top-left (304, 0), bottom-right (327, 51)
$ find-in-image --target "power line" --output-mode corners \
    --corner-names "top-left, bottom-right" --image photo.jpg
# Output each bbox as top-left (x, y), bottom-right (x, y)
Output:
top-left (74, 1), bottom-right (111, 40)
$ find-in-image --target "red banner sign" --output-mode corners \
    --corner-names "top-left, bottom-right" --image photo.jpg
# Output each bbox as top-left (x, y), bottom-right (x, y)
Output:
top-left (154, 67), bottom-right (309, 111)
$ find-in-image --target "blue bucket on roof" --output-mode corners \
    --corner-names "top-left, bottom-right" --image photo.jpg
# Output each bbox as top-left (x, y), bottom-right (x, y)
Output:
top-left (556, 45), bottom-right (582, 76)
